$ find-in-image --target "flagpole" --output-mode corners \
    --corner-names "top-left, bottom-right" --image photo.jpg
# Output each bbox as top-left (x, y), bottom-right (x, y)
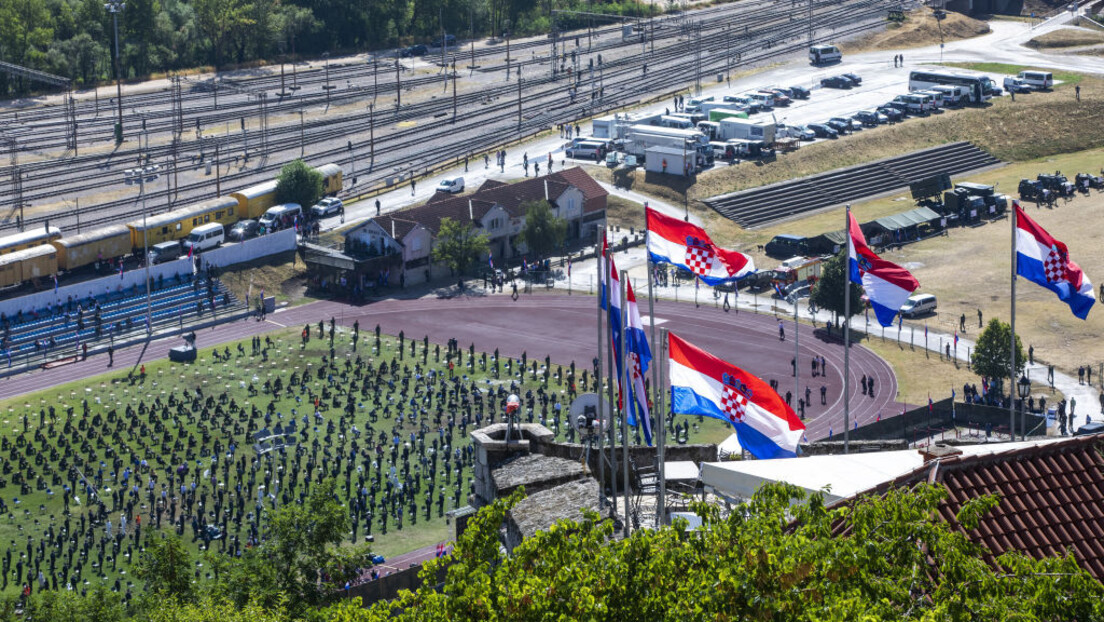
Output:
top-left (1010, 204), bottom-right (1018, 440)
top-left (658, 326), bottom-right (669, 528)
top-left (844, 204), bottom-right (852, 454)
top-left (605, 239), bottom-right (618, 520)
top-left (595, 229), bottom-right (606, 510)
top-left (648, 259), bottom-right (664, 528)
top-left (620, 268), bottom-right (631, 538)
top-left (794, 294), bottom-right (799, 424)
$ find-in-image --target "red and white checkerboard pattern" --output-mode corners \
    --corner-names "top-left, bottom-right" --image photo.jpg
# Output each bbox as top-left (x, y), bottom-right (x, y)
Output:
top-left (721, 385), bottom-right (748, 424)
top-left (685, 244), bottom-right (715, 277)
top-left (1044, 244), bottom-right (1068, 284)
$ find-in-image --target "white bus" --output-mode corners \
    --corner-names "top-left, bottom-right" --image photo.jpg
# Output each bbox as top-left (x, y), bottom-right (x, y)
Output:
top-left (908, 70), bottom-right (995, 103)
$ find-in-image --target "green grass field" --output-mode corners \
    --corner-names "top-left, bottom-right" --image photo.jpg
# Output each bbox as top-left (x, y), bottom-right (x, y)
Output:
top-left (0, 322), bottom-right (733, 596)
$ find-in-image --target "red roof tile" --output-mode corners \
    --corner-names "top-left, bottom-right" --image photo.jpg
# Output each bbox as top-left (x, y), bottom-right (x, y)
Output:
top-left (834, 437), bottom-right (1104, 581)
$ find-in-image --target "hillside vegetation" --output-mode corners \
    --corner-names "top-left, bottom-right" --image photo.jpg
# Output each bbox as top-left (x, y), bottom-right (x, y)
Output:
top-left (843, 9), bottom-right (990, 52)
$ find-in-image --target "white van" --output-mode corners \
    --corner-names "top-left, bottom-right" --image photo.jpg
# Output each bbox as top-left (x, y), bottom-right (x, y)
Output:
top-left (930, 85), bottom-right (967, 107)
top-left (900, 293), bottom-right (937, 318)
top-left (436, 176), bottom-right (465, 194)
top-left (1017, 70), bottom-right (1053, 90)
top-left (915, 90), bottom-right (945, 109)
top-left (809, 44), bottom-right (842, 65)
top-left (183, 223), bottom-right (224, 253)
top-left (893, 94), bottom-right (930, 114)
top-left (747, 92), bottom-right (774, 109)
top-left (258, 203), bottom-right (303, 230)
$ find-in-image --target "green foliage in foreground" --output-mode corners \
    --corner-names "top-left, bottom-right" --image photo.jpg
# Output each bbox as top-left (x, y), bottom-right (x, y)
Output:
top-left (10, 482), bottom-right (1104, 620)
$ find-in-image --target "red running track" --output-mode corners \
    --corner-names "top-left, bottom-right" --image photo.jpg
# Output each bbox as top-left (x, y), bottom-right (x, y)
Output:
top-left (0, 294), bottom-right (901, 442)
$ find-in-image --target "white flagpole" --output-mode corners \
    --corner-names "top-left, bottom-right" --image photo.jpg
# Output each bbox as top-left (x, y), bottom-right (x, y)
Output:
top-left (619, 269), bottom-right (631, 538)
top-left (595, 228), bottom-right (606, 510)
top-left (844, 204), bottom-right (852, 454)
top-left (658, 326), bottom-right (668, 527)
top-left (1011, 204), bottom-right (1018, 440)
top-left (648, 259), bottom-right (664, 528)
top-left (794, 294), bottom-right (800, 421)
top-left (604, 234), bottom-right (618, 519)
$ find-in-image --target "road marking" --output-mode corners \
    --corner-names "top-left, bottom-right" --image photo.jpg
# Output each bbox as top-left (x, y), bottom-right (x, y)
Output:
top-left (266, 320), bottom-right (286, 328)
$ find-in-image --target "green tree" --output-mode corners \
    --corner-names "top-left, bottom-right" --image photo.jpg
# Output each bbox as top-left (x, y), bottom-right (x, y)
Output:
top-left (343, 483), bottom-right (1104, 621)
top-left (971, 317), bottom-right (1025, 393)
top-left (431, 217), bottom-right (489, 275)
top-left (193, 0), bottom-right (254, 67)
top-left (517, 200), bottom-right (567, 259)
top-left (275, 159), bottom-right (323, 211)
top-left (136, 534), bottom-right (195, 601)
top-left (810, 251), bottom-right (864, 324)
top-left (212, 479), bottom-right (373, 617)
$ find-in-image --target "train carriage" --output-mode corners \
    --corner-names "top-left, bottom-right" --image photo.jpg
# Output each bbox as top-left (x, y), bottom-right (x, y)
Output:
top-left (0, 226), bottom-right (62, 256)
top-left (51, 225), bottom-right (131, 272)
top-left (0, 245), bottom-right (57, 288)
top-left (318, 163), bottom-right (343, 196)
top-left (127, 196), bottom-right (239, 248)
top-left (230, 180), bottom-right (278, 220)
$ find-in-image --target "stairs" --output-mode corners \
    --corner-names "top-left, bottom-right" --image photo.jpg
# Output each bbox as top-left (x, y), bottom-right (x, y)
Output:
top-left (704, 142), bottom-right (1003, 228)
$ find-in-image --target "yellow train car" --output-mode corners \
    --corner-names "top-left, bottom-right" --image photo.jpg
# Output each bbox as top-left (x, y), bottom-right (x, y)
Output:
top-left (52, 225), bottom-right (131, 272)
top-left (230, 180), bottom-right (278, 220)
top-left (0, 245), bottom-right (57, 288)
top-left (0, 226), bottom-right (62, 256)
top-left (127, 196), bottom-right (239, 248)
top-left (318, 163), bottom-right (343, 196)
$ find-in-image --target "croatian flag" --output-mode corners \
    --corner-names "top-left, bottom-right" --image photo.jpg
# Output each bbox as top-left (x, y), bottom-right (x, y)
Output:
top-left (667, 332), bottom-right (804, 459)
top-left (488, 252), bottom-right (494, 271)
top-left (848, 212), bottom-right (919, 327)
top-left (601, 237), bottom-right (653, 445)
top-left (1015, 202), bottom-right (1094, 319)
top-left (646, 207), bottom-right (754, 285)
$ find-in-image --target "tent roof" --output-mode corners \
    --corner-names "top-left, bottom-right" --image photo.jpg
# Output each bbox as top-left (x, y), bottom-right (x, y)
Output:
top-left (871, 206), bottom-right (940, 231)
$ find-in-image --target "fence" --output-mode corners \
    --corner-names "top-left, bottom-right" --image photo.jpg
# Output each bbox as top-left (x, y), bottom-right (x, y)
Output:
top-left (0, 229), bottom-right (296, 320)
top-left (844, 398), bottom-right (1046, 442)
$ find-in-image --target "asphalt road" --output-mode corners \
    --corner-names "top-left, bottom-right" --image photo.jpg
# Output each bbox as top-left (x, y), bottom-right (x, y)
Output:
top-left (0, 292), bottom-right (900, 442)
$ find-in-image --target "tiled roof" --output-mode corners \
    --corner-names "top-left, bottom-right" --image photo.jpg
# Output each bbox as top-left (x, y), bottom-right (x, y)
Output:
top-left (842, 437), bottom-right (1104, 580)
top-left (371, 215), bottom-right (421, 241)
top-left (554, 167), bottom-right (609, 212)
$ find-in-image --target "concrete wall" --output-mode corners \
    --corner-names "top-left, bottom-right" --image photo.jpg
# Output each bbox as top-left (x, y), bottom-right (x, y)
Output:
top-left (347, 562), bottom-right (449, 605)
top-left (0, 229), bottom-right (295, 319)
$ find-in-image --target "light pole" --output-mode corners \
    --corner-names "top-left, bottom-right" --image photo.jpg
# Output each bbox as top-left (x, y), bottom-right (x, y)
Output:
top-left (1017, 374), bottom-right (1031, 441)
top-left (139, 131), bottom-right (151, 335)
top-left (368, 103), bottom-right (374, 171)
top-left (104, 0), bottom-right (126, 144)
top-left (297, 110), bottom-right (305, 157)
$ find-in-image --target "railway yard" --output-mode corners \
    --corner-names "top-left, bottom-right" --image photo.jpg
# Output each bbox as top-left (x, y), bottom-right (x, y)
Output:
top-left (0, 0), bottom-right (897, 235)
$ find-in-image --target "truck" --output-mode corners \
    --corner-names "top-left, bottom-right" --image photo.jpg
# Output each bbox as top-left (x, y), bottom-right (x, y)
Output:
top-left (771, 256), bottom-right (822, 289)
top-left (717, 119), bottom-right (776, 144)
top-left (624, 125), bottom-right (712, 165)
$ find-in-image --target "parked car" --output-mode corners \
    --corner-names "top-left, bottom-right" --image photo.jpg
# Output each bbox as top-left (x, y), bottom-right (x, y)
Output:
top-left (400, 44), bottom-right (427, 57)
top-left (876, 106), bottom-right (904, 122)
top-left (899, 293), bottom-right (937, 318)
top-left (788, 85), bottom-right (811, 99)
top-left (841, 72), bottom-right (863, 86)
top-left (310, 197), bottom-right (344, 218)
top-left (852, 110), bottom-right (885, 127)
top-left (820, 75), bottom-right (852, 89)
top-left (825, 117), bottom-right (855, 134)
top-left (765, 89), bottom-right (791, 106)
top-left (227, 219), bottom-right (260, 241)
top-left (1003, 77), bottom-right (1032, 94)
top-left (791, 125), bottom-right (816, 141)
top-left (807, 123), bottom-right (838, 138)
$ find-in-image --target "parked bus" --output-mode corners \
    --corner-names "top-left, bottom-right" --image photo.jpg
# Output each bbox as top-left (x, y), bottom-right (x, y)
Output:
top-left (907, 70), bottom-right (995, 103)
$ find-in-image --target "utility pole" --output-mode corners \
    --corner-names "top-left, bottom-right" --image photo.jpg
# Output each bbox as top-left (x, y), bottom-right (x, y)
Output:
top-left (395, 58), bottom-right (402, 110)
top-left (505, 20), bottom-right (512, 81)
top-left (452, 62), bottom-right (458, 124)
top-left (297, 110), bottom-right (305, 157)
top-left (517, 76), bottom-right (523, 132)
top-left (369, 103), bottom-right (375, 170)
top-left (104, 0), bottom-right (126, 144)
top-left (214, 139), bottom-right (221, 196)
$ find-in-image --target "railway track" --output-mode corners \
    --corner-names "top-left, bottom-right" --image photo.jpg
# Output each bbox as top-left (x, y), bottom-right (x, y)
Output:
top-left (1, 0), bottom-right (895, 233)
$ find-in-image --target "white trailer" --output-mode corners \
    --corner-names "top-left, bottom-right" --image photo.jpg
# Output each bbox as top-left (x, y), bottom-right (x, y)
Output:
top-left (717, 119), bottom-right (776, 144)
top-left (644, 146), bottom-right (694, 176)
top-left (624, 126), bottom-right (711, 166)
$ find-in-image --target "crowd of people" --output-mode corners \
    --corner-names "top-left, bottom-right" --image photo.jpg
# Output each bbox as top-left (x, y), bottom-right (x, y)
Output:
top-left (0, 318), bottom-right (703, 603)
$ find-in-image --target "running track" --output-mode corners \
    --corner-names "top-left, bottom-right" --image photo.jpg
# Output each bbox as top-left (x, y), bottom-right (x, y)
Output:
top-left (0, 293), bottom-right (900, 442)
